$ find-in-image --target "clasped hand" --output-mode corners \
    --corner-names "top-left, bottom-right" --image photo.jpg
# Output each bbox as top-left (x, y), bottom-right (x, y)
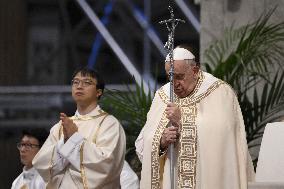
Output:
top-left (60, 113), bottom-right (78, 142)
top-left (160, 103), bottom-right (181, 150)
top-left (165, 103), bottom-right (181, 127)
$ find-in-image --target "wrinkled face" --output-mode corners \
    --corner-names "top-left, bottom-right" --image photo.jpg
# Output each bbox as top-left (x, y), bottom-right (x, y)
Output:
top-left (18, 135), bottom-right (40, 168)
top-left (71, 72), bottom-right (102, 105)
top-left (165, 60), bottom-right (199, 98)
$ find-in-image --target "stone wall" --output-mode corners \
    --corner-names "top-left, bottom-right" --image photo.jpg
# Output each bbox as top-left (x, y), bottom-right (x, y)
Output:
top-left (200, 0), bottom-right (284, 62)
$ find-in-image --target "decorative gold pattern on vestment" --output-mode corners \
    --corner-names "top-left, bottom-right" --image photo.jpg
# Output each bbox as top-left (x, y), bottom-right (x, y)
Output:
top-left (176, 104), bottom-right (197, 189)
top-left (71, 112), bottom-right (108, 121)
top-left (152, 71), bottom-right (224, 189)
top-left (151, 112), bottom-right (169, 189)
top-left (80, 141), bottom-right (88, 189)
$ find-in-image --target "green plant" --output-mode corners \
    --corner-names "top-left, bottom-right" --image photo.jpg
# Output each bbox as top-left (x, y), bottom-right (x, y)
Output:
top-left (242, 71), bottom-right (284, 147)
top-left (100, 80), bottom-right (154, 173)
top-left (203, 8), bottom-right (284, 152)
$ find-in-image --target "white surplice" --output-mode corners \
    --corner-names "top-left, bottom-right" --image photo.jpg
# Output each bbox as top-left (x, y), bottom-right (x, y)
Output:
top-left (11, 166), bottom-right (46, 189)
top-left (33, 105), bottom-right (126, 189)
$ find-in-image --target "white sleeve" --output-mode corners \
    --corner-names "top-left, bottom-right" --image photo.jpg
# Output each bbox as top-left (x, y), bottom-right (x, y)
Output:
top-left (32, 125), bottom-right (78, 182)
top-left (57, 132), bottom-right (84, 171)
top-left (120, 161), bottom-right (140, 189)
top-left (11, 180), bottom-right (16, 189)
top-left (46, 138), bottom-right (69, 175)
top-left (11, 174), bottom-right (22, 189)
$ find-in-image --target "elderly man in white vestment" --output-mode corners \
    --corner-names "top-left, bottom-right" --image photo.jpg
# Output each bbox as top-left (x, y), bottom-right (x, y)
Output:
top-left (135, 45), bottom-right (255, 189)
top-left (12, 128), bottom-right (48, 189)
top-left (33, 67), bottom-right (126, 189)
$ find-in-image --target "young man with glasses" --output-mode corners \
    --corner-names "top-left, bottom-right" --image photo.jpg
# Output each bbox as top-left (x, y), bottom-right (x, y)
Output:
top-left (11, 128), bottom-right (49, 189)
top-left (33, 67), bottom-right (126, 189)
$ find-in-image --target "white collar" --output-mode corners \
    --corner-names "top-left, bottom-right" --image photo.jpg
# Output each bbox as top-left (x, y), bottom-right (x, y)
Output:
top-left (74, 105), bottom-right (101, 117)
top-left (22, 167), bottom-right (37, 180)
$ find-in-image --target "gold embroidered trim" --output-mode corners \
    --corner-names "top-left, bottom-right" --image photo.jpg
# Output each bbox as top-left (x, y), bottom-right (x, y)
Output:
top-left (92, 114), bottom-right (109, 144)
top-left (177, 105), bottom-right (197, 189)
top-left (151, 112), bottom-right (169, 189)
top-left (20, 184), bottom-right (28, 189)
top-left (189, 80), bottom-right (224, 104)
top-left (158, 87), bottom-right (170, 105)
top-left (80, 141), bottom-right (88, 189)
top-left (158, 78), bottom-right (224, 105)
top-left (49, 146), bottom-right (55, 180)
top-left (151, 105), bottom-right (198, 189)
top-left (59, 123), bottom-right (63, 140)
top-left (71, 112), bottom-right (108, 121)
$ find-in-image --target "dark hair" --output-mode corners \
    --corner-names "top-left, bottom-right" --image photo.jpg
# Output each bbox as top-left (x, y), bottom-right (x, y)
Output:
top-left (21, 128), bottom-right (49, 147)
top-left (176, 44), bottom-right (200, 66)
top-left (72, 67), bottom-right (105, 98)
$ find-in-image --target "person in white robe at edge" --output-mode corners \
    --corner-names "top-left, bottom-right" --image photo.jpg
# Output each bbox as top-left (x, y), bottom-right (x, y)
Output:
top-left (135, 45), bottom-right (255, 189)
top-left (11, 128), bottom-right (49, 189)
top-left (120, 160), bottom-right (140, 189)
top-left (32, 67), bottom-right (126, 189)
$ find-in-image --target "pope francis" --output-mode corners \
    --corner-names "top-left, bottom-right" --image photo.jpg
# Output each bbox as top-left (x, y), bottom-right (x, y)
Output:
top-left (135, 45), bottom-right (255, 189)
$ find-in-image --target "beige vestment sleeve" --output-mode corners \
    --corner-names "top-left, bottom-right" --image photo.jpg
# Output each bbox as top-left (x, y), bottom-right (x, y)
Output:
top-left (80, 115), bottom-right (126, 188)
top-left (135, 91), bottom-right (167, 163)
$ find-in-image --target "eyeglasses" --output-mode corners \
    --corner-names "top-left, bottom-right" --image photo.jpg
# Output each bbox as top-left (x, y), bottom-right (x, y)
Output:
top-left (71, 79), bottom-right (95, 87)
top-left (17, 142), bottom-right (40, 150)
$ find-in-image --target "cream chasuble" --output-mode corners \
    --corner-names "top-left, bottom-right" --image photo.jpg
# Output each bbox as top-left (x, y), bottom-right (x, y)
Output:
top-left (136, 71), bottom-right (255, 189)
top-left (33, 105), bottom-right (126, 189)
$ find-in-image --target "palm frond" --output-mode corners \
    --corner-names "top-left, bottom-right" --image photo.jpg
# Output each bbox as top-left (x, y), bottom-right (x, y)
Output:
top-left (204, 8), bottom-right (284, 150)
top-left (242, 71), bottom-right (284, 145)
top-left (205, 8), bottom-right (284, 88)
